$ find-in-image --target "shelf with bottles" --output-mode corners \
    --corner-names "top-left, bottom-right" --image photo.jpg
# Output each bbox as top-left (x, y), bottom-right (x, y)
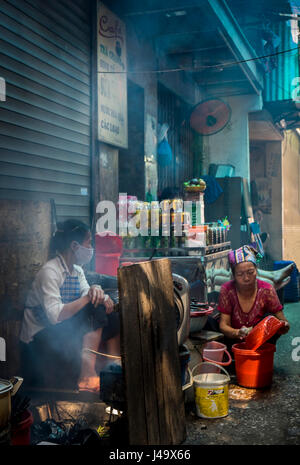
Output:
top-left (121, 234), bottom-right (186, 257)
top-left (121, 235), bottom-right (231, 258)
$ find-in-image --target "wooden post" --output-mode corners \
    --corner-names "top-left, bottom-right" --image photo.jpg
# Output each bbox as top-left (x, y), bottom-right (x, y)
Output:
top-left (118, 258), bottom-right (186, 445)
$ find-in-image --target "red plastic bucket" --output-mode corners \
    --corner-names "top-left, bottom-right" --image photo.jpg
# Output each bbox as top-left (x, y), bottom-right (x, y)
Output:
top-left (11, 409), bottom-right (33, 445)
top-left (232, 342), bottom-right (276, 388)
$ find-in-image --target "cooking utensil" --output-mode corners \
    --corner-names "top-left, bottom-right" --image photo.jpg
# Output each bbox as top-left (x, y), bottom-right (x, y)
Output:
top-left (0, 377), bottom-right (23, 431)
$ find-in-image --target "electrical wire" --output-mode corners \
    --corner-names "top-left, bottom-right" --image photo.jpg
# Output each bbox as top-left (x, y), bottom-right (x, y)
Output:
top-left (83, 348), bottom-right (121, 359)
top-left (98, 45), bottom-right (300, 75)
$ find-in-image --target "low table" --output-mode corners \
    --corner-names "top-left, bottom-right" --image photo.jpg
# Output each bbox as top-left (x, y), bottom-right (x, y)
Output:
top-left (189, 329), bottom-right (224, 345)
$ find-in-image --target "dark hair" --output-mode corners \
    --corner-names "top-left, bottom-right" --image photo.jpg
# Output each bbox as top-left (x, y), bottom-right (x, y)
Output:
top-left (49, 219), bottom-right (90, 257)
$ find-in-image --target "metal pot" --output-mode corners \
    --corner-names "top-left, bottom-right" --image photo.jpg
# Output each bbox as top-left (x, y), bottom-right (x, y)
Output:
top-left (0, 377), bottom-right (23, 431)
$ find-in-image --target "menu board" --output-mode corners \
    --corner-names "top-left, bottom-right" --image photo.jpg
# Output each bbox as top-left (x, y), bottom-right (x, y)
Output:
top-left (97, 2), bottom-right (128, 148)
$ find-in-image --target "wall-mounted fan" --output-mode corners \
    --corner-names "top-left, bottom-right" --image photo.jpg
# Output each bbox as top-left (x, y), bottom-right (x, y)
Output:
top-left (189, 98), bottom-right (231, 135)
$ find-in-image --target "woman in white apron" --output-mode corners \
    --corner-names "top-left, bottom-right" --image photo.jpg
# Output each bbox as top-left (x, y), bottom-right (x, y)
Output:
top-left (19, 219), bottom-right (120, 393)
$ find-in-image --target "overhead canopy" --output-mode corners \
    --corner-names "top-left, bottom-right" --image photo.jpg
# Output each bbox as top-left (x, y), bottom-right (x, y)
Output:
top-left (110, 0), bottom-right (266, 97)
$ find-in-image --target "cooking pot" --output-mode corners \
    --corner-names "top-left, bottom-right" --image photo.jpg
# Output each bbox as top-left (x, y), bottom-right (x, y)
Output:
top-left (0, 377), bottom-right (23, 431)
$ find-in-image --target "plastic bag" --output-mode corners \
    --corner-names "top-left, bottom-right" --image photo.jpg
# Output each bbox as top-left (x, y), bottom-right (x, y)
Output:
top-left (157, 139), bottom-right (173, 166)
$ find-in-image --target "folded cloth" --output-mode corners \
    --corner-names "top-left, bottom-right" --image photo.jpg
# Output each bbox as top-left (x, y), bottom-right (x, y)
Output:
top-left (228, 245), bottom-right (259, 269)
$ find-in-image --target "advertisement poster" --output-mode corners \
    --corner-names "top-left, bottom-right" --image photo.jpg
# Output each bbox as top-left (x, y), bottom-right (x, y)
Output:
top-left (97, 2), bottom-right (128, 148)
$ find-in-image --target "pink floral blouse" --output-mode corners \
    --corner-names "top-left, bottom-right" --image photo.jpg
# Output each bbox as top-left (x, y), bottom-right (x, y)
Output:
top-left (217, 279), bottom-right (283, 329)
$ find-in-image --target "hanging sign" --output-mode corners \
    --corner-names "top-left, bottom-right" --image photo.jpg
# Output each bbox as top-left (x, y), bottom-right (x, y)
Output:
top-left (97, 2), bottom-right (128, 148)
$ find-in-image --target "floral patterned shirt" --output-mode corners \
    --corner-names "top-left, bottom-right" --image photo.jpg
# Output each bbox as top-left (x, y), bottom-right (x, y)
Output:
top-left (217, 279), bottom-right (283, 329)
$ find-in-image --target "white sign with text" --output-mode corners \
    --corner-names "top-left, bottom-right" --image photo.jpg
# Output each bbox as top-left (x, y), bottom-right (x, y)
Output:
top-left (97, 2), bottom-right (128, 148)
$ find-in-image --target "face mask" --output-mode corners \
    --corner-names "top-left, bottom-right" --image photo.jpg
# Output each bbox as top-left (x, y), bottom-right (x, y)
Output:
top-left (73, 243), bottom-right (94, 265)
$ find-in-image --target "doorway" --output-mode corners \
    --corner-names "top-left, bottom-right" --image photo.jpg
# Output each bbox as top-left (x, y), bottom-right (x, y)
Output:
top-left (119, 80), bottom-right (145, 199)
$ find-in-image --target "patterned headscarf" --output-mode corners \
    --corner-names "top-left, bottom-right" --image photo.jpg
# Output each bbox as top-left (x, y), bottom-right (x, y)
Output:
top-left (228, 245), bottom-right (261, 269)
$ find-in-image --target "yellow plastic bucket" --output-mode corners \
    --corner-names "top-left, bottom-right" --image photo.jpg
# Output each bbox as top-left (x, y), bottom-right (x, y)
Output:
top-left (192, 362), bottom-right (230, 419)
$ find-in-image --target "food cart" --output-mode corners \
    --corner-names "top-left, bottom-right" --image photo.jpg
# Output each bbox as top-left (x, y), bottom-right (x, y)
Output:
top-left (120, 179), bottom-right (232, 303)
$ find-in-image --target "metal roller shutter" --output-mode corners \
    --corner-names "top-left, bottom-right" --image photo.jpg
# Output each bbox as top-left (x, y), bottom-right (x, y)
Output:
top-left (0, 0), bottom-right (92, 224)
top-left (157, 83), bottom-right (194, 196)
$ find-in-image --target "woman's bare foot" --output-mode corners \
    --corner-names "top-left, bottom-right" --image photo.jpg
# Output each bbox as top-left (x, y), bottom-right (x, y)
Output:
top-left (78, 376), bottom-right (100, 393)
top-left (273, 264), bottom-right (295, 287)
top-left (78, 351), bottom-right (100, 392)
top-left (274, 276), bottom-right (291, 291)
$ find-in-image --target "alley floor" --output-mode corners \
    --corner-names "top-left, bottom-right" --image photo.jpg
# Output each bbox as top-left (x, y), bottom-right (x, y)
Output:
top-left (184, 302), bottom-right (300, 445)
top-left (26, 302), bottom-right (300, 446)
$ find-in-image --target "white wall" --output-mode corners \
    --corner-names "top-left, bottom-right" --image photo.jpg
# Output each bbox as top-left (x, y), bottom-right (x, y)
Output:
top-left (282, 130), bottom-right (300, 268)
top-left (250, 141), bottom-right (283, 262)
top-left (202, 93), bottom-right (263, 180)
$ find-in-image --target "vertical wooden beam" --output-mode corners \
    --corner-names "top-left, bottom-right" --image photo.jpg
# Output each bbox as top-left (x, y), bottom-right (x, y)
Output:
top-left (118, 258), bottom-right (186, 445)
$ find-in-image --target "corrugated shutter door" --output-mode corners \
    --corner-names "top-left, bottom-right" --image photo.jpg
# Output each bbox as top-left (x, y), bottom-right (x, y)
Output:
top-left (0, 0), bottom-right (91, 224)
top-left (157, 83), bottom-right (194, 195)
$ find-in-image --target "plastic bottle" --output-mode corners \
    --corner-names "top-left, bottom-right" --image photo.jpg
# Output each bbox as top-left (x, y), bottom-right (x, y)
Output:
top-left (118, 193), bottom-right (128, 236)
top-left (127, 196), bottom-right (137, 221)
top-left (151, 201), bottom-right (160, 249)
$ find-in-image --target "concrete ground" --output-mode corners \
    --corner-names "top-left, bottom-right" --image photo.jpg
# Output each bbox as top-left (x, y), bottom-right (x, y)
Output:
top-left (28, 303), bottom-right (300, 445)
top-left (184, 302), bottom-right (300, 445)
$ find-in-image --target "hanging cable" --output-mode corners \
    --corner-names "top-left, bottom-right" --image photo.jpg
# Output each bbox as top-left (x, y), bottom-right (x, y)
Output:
top-left (98, 46), bottom-right (300, 75)
top-left (83, 348), bottom-right (121, 359)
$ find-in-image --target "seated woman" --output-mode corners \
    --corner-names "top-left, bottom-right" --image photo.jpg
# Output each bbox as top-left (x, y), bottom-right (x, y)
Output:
top-left (19, 219), bottom-right (120, 393)
top-left (206, 245), bottom-right (290, 351)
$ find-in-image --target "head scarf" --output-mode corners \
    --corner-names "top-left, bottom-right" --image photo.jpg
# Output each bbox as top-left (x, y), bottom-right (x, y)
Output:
top-left (228, 245), bottom-right (261, 270)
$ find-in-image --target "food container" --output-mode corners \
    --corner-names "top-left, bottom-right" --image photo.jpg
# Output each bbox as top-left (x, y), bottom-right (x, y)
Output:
top-left (186, 226), bottom-right (206, 248)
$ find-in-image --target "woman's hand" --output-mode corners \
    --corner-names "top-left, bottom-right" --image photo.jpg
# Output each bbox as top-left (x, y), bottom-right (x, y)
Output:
top-left (236, 328), bottom-right (247, 340)
top-left (278, 321), bottom-right (290, 335)
top-left (274, 311), bottom-right (290, 335)
top-left (104, 296), bottom-right (114, 314)
top-left (88, 285), bottom-right (105, 307)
